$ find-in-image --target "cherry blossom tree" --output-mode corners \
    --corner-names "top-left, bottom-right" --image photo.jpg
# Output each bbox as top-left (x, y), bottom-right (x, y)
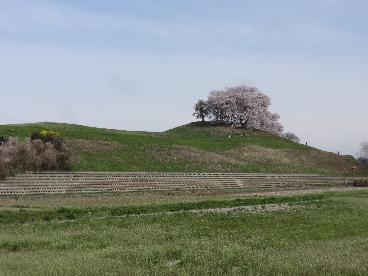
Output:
top-left (205, 86), bottom-right (283, 135)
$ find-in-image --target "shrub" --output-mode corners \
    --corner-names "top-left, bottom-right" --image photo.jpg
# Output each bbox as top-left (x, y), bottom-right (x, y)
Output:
top-left (28, 130), bottom-right (71, 170)
top-left (282, 132), bottom-right (300, 143)
top-left (0, 138), bottom-right (19, 180)
top-left (0, 132), bottom-right (71, 180)
top-left (23, 138), bottom-right (71, 171)
top-left (30, 132), bottom-right (41, 141)
top-left (35, 130), bottom-right (59, 143)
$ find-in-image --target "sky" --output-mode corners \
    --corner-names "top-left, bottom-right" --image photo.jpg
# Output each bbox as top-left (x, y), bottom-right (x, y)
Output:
top-left (1, 0), bottom-right (367, 155)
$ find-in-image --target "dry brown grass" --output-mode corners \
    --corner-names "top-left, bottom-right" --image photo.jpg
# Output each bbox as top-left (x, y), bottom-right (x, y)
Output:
top-left (225, 145), bottom-right (366, 174)
top-left (68, 139), bottom-right (125, 154)
top-left (60, 135), bottom-right (368, 175)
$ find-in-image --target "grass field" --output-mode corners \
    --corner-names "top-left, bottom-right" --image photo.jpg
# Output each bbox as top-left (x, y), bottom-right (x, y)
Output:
top-left (1, 189), bottom-right (368, 275)
top-left (0, 122), bottom-right (366, 175)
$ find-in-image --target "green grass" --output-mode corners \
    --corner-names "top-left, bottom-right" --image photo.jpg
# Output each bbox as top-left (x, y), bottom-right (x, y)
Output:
top-left (0, 122), bottom-right (306, 151)
top-left (0, 193), bottom-right (325, 224)
top-left (0, 190), bottom-right (368, 275)
top-left (0, 122), bottom-right (366, 175)
top-left (166, 123), bottom-right (309, 151)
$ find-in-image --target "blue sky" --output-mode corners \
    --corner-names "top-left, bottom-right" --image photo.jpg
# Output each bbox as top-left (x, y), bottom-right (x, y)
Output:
top-left (1, 0), bottom-right (367, 154)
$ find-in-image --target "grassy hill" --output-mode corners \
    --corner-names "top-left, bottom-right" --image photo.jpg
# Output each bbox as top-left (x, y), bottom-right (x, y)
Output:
top-left (0, 122), bottom-right (366, 175)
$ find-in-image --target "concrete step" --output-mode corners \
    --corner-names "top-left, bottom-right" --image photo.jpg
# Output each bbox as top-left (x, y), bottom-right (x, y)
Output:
top-left (0, 172), bottom-right (360, 196)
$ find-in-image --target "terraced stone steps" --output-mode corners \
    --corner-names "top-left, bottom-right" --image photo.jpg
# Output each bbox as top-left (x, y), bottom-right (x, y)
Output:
top-left (0, 172), bottom-right (363, 195)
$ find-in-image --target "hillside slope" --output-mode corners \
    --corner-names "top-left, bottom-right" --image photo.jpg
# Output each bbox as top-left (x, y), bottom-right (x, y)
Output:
top-left (0, 122), bottom-right (366, 176)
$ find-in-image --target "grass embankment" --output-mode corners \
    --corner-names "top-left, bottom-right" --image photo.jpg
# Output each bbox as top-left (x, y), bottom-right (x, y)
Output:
top-left (0, 190), bottom-right (368, 275)
top-left (0, 122), bottom-right (365, 175)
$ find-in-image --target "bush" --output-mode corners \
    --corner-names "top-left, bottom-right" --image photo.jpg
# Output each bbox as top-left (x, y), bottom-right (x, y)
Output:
top-left (40, 130), bottom-right (58, 141)
top-left (32, 130), bottom-right (59, 143)
top-left (0, 138), bottom-right (19, 180)
top-left (28, 130), bottom-right (71, 170)
top-left (0, 132), bottom-right (71, 180)
top-left (30, 132), bottom-right (41, 141)
top-left (282, 132), bottom-right (300, 143)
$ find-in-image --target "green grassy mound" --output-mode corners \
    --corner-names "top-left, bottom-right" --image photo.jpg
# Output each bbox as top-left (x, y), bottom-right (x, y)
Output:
top-left (0, 122), bottom-right (366, 175)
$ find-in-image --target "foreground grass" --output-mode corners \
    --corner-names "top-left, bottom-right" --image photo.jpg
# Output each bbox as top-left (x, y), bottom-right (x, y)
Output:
top-left (1, 190), bottom-right (368, 275)
top-left (0, 193), bottom-right (324, 224)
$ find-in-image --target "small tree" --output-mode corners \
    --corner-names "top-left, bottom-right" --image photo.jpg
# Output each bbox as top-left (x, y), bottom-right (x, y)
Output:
top-left (359, 141), bottom-right (368, 157)
top-left (282, 132), bottom-right (300, 143)
top-left (193, 100), bottom-right (209, 122)
top-left (358, 141), bottom-right (368, 165)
